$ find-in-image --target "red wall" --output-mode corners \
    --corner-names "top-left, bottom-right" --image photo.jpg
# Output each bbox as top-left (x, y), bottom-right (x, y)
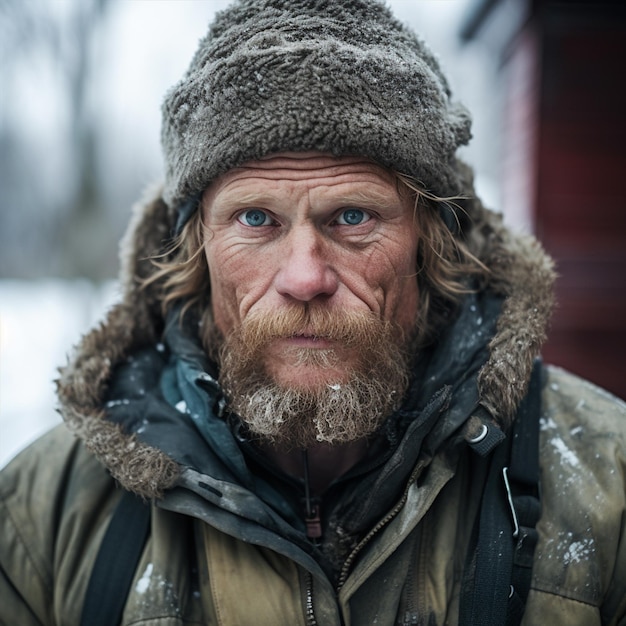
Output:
top-left (534, 9), bottom-right (626, 398)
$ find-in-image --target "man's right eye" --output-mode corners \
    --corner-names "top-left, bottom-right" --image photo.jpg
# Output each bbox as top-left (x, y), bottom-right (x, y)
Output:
top-left (237, 209), bottom-right (272, 227)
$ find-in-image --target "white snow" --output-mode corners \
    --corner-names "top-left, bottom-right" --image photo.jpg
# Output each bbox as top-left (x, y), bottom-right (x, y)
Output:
top-left (135, 563), bottom-right (154, 595)
top-left (563, 539), bottom-right (595, 565)
top-left (549, 436), bottom-right (581, 468)
top-left (540, 416), bottom-right (558, 431)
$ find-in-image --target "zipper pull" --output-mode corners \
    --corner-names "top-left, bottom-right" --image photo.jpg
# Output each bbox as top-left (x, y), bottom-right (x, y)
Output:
top-left (302, 449), bottom-right (322, 541)
top-left (305, 502), bottom-right (322, 540)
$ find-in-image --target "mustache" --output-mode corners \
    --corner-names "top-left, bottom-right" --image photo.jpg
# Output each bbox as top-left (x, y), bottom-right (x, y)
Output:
top-left (228, 305), bottom-right (401, 353)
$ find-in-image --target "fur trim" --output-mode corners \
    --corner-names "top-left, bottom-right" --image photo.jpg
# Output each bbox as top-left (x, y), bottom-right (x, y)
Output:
top-left (470, 203), bottom-right (555, 425)
top-left (452, 163), bottom-right (556, 426)
top-left (57, 188), bottom-right (181, 498)
top-left (57, 178), bottom-right (554, 495)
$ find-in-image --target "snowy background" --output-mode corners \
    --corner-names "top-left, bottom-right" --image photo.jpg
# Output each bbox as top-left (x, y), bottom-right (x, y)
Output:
top-left (1, 0), bottom-right (509, 468)
top-left (0, 280), bottom-right (119, 466)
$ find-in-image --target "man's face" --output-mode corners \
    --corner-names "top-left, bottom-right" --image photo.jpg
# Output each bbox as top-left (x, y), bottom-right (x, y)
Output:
top-left (202, 152), bottom-right (420, 391)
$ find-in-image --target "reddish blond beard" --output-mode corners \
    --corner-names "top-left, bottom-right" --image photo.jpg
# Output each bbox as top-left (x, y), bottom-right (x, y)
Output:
top-left (215, 305), bottom-right (413, 449)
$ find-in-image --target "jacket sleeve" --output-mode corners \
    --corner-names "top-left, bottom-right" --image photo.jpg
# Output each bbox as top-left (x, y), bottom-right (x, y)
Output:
top-left (523, 367), bottom-right (626, 626)
top-left (0, 424), bottom-right (118, 626)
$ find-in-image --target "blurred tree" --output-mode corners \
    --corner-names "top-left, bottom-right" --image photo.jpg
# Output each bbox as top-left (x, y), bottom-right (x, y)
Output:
top-left (0, 0), bottom-right (116, 280)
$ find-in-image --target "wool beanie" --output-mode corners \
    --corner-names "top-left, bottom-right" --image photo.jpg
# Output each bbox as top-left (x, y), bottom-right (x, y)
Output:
top-left (161, 0), bottom-right (472, 225)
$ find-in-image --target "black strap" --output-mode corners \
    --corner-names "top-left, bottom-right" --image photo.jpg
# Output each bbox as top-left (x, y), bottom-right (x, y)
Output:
top-left (505, 360), bottom-right (542, 624)
top-left (80, 490), bottom-right (151, 626)
top-left (459, 360), bottom-right (542, 626)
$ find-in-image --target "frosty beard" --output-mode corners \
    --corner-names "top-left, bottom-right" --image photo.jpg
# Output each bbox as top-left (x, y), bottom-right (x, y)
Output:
top-left (215, 306), bottom-right (412, 450)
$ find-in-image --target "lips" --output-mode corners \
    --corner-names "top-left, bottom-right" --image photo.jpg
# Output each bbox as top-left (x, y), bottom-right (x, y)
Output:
top-left (281, 333), bottom-right (334, 348)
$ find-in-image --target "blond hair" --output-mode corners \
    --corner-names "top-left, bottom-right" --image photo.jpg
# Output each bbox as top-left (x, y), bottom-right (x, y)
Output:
top-left (396, 173), bottom-right (488, 344)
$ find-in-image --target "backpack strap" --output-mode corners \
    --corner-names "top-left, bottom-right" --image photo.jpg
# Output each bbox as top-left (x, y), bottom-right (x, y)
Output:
top-left (459, 359), bottom-right (543, 626)
top-left (80, 490), bottom-right (151, 626)
top-left (503, 359), bottom-right (542, 622)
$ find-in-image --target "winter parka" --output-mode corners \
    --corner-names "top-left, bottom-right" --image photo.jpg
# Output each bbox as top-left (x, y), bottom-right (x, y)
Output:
top-left (1, 187), bottom-right (625, 625)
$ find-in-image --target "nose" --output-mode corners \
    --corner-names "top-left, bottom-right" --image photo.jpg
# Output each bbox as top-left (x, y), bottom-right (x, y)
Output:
top-left (274, 227), bottom-right (338, 302)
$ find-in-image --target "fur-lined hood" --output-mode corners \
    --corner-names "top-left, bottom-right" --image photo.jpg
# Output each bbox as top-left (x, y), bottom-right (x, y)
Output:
top-left (56, 180), bottom-right (555, 499)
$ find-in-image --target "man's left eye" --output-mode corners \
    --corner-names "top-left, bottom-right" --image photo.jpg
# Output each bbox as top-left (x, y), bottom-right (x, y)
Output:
top-left (336, 209), bottom-right (371, 226)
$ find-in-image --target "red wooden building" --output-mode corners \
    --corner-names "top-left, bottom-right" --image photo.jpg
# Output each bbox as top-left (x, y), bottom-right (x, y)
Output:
top-left (461, 0), bottom-right (626, 399)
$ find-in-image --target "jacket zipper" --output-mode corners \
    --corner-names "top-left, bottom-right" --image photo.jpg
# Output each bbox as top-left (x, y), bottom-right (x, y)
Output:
top-left (336, 461), bottom-right (425, 590)
top-left (305, 571), bottom-right (318, 626)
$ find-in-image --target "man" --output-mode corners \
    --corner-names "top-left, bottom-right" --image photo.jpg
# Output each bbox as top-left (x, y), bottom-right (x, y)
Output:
top-left (1, 0), bottom-right (625, 624)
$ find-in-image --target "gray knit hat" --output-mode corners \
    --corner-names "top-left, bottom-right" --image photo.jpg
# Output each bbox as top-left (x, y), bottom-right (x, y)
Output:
top-left (161, 0), bottom-right (472, 224)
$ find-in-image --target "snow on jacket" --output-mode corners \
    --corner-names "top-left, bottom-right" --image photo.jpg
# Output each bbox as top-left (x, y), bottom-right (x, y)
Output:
top-left (1, 187), bottom-right (625, 625)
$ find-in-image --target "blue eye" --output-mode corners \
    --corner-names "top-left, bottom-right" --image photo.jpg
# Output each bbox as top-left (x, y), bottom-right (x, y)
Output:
top-left (238, 209), bottom-right (272, 227)
top-left (336, 208), bottom-right (371, 225)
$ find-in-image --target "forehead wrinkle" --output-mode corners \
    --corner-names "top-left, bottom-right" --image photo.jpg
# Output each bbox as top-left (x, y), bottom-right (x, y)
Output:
top-left (213, 188), bottom-right (403, 222)
top-left (238, 152), bottom-right (378, 173)
top-left (226, 167), bottom-right (385, 187)
top-left (210, 179), bottom-right (398, 205)
top-left (204, 178), bottom-right (297, 214)
top-left (204, 160), bottom-right (407, 216)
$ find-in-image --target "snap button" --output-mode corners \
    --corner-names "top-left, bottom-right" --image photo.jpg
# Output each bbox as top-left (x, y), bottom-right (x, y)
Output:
top-left (467, 423), bottom-right (488, 444)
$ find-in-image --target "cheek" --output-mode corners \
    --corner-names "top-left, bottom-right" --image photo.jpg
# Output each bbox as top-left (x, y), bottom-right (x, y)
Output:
top-left (358, 235), bottom-right (419, 328)
top-left (204, 243), bottom-right (240, 334)
top-left (205, 241), bottom-right (273, 334)
top-left (394, 237), bottom-right (421, 332)
top-left (387, 264), bottom-right (420, 331)
top-left (393, 276), bottom-right (420, 333)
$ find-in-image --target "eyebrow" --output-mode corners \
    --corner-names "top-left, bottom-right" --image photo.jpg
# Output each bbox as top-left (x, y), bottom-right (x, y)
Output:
top-left (210, 188), bottom-right (403, 213)
top-left (330, 189), bottom-right (402, 211)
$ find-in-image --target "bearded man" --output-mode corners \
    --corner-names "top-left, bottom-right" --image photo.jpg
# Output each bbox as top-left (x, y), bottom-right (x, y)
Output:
top-left (1, 1), bottom-right (625, 625)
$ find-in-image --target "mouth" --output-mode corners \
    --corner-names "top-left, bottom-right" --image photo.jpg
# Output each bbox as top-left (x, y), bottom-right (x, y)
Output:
top-left (280, 333), bottom-right (335, 349)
